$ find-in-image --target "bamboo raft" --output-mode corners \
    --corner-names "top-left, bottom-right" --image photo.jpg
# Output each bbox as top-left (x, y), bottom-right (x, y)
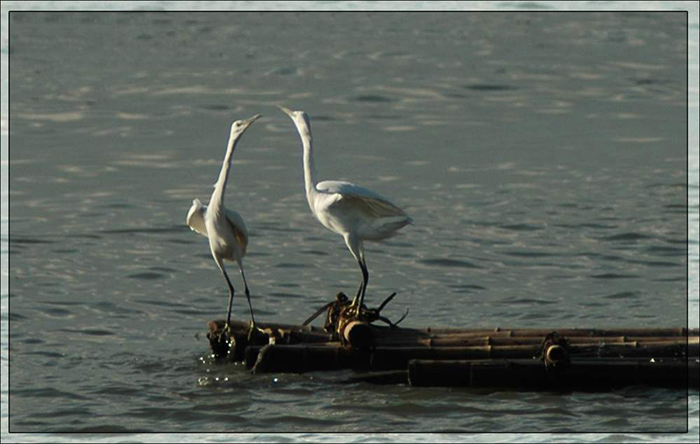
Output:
top-left (206, 294), bottom-right (699, 390)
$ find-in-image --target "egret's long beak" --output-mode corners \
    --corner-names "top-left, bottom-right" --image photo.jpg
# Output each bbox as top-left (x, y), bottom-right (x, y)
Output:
top-left (242, 114), bottom-right (262, 127)
top-left (277, 105), bottom-right (294, 117)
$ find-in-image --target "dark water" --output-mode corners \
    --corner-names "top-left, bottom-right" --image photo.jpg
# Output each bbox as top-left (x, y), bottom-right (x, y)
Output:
top-left (6, 9), bottom-right (696, 437)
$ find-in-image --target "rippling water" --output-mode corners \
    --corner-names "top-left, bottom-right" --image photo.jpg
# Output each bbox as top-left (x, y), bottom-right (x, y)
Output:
top-left (2, 2), bottom-right (699, 442)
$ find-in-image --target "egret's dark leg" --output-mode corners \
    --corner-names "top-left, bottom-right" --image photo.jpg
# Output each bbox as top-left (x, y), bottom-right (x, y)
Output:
top-left (351, 273), bottom-right (363, 308)
top-left (239, 267), bottom-right (256, 326)
top-left (221, 267), bottom-right (236, 328)
top-left (356, 258), bottom-right (369, 316)
top-left (344, 234), bottom-right (365, 314)
top-left (350, 258), bottom-right (367, 311)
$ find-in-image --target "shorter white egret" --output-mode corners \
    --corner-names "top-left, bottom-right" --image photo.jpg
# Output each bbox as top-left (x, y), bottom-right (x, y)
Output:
top-left (278, 106), bottom-right (412, 316)
top-left (187, 114), bottom-right (261, 329)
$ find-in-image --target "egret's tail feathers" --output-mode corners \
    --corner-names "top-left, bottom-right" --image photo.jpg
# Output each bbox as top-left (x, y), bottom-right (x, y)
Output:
top-left (333, 194), bottom-right (409, 220)
top-left (381, 216), bottom-right (413, 233)
top-left (362, 216), bottom-right (412, 240)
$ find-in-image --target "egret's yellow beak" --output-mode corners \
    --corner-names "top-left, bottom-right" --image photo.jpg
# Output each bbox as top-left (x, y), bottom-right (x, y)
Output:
top-left (277, 105), bottom-right (294, 117)
top-left (242, 114), bottom-right (262, 126)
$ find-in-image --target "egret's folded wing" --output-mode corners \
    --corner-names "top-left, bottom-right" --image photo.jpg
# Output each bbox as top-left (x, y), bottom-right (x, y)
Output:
top-left (318, 180), bottom-right (384, 200)
top-left (320, 181), bottom-right (409, 219)
top-left (225, 209), bottom-right (249, 256)
top-left (186, 202), bottom-right (208, 237)
top-left (332, 193), bottom-right (408, 219)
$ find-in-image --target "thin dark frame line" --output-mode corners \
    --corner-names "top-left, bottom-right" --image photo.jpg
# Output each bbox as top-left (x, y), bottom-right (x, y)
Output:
top-left (3, 7), bottom-right (695, 436)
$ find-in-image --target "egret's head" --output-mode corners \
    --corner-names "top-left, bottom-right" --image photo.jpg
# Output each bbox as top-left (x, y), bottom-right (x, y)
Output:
top-left (230, 114), bottom-right (262, 137)
top-left (277, 105), bottom-right (311, 134)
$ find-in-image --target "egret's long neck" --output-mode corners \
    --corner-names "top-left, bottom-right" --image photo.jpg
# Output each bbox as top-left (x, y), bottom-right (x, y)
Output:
top-left (299, 122), bottom-right (318, 196)
top-left (210, 131), bottom-right (239, 214)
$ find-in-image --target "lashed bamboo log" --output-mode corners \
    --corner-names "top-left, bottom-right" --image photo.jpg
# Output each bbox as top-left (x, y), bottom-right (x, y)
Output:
top-left (367, 343), bottom-right (696, 370)
top-left (210, 320), bottom-right (697, 348)
top-left (244, 341), bottom-right (696, 373)
top-left (250, 343), bottom-right (357, 374)
top-left (211, 320), bottom-right (697, 340)
top-left (207, 319), bottom-right (336, 360)
top-left (208, 317), bottom-right (698, 389)
top-left (407, 358), bottom-right (699, 389)
top-left (208, 319), bottom-right (333, 343)
top-left (374, 335), bottom-right (699, 348)
top-left (342, 320), bottom-right (375, 349)
top-left (409, 327), bottom-right (696, 337)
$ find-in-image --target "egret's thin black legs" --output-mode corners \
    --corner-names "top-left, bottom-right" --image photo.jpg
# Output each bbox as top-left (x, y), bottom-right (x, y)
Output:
top-left (354, 258), bottom-right (369, 316)
top-left (222, 267), bottom-right (236, 328)
top-left (352, 277), bottom-right (363, 308)
top-left (239, 267), bottom-right (256, 326)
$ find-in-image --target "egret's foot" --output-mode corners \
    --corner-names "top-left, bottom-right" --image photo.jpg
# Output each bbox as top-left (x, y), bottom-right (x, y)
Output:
top-left (250, 320), bottom-right (267, 334)
top-left (351, 305), bottom-right (363, 318)
top-left (247, 320), bottom-right (267, 342)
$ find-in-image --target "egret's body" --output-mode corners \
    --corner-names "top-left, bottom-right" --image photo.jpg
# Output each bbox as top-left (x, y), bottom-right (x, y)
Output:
top-left (187, 114), bottom-right (261, 328)
top-left (279, 106), bottom-right (412, 314)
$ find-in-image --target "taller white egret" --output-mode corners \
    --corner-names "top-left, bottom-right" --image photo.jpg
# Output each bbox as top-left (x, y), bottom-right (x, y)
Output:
top-left (187, 114), bottom-right (261, 330)
top-left (279, 106), bottom-right (412, 316)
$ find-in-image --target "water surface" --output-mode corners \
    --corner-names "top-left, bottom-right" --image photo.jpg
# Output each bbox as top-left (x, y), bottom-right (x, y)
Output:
top-left (3, 5), bottom-right (698, 441)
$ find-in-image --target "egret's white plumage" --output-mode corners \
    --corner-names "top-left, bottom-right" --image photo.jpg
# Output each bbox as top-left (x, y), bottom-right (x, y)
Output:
top-left (187, 114), bottom-right (261, 328)
top-left (279, 106), bottom-right (412, 314)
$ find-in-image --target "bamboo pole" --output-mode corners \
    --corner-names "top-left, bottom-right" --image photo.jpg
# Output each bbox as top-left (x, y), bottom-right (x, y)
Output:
top-left (209, 320), bottom-right (697, 340)
top-left (407, 358), bottom-right (699, 389)
top-left (244, 343), bottom-right (344, 369)
top-left (370, 343), bottom-right (697, 370)
top-left (243, 341), bottom-right (696, 373)
top-left (211, 320), bottom-right (696, 344)
top-left (341, 320), bottom-right (375, 349)
top-left (374, 335), bottom-right (699, 348)
top-left (207, 319), bottom-right (336, 360)
top-left (413, 327), bottom-right (696, 337)
top-left (208, 319), bottom-right (333, 342)
top-left (372, 326), bottom-right (698, 339)
top-left (211, 320), bottom-right (698, 338)
top-left (208, 319), bottom-right (698, 363)
top-left (250, 343), bottom-right (358, 374)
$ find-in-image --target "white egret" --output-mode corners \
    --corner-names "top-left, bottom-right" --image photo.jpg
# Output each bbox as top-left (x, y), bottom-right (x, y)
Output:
top-left (187, 114), bottom-right (261, 330)
top-left (278, 106), bottom-right (412, 316)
